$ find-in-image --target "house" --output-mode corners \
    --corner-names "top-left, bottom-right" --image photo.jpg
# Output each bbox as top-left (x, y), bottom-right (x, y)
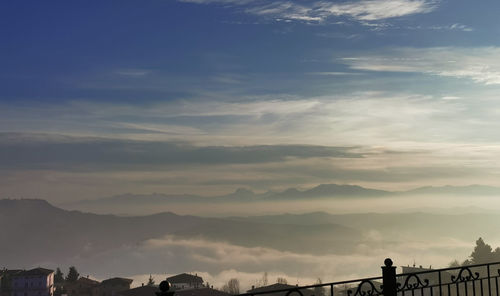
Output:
top-left (174, 287), bottom-right (231, 296)
top-left (64, 277), bottom-right (100, 296)
top-left (0, 270), bottom-right (23, 296)
top-left (117, 285), bottom-right (231, 296)
top-left (92, 278), bottom-right (133, 296)
top-left (166, 274), bottom-right (203, 290)
top-left (399, 265), bottom-right (458, 296)
top-left (116, 286), bottom-right (157, 296)
top-left (400, 265), bottom-right (453, 286)
top-left (10, 268), bottom-right (54, 296)
top-left (246, 284), bottom-right (315, 296)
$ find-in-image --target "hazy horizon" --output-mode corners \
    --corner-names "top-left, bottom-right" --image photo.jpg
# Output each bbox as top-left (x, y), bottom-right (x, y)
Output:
top-left (2, 198), bottom-right (497, 293)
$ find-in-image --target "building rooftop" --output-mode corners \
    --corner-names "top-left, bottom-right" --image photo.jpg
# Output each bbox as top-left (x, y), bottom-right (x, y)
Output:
top-left (1, 269), bottom-right (23, 276)
top-left (247, 284), bottom-right (297, 294)
top-left (17, 268), bottom-right (54, 276)
top-left (167, 274), bottom-right (203, 284)
top-left (101, 278), bottom-right (134, 286)
top-left (77, 277), bottom-right (101, 286)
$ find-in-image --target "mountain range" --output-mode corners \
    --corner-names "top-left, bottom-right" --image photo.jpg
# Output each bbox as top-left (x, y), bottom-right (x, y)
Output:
top-left (0, 199), bottom-right (359, 268)
top-left (63, 183), bottom-right (500, 207)
top-left (2, 198), bottom-right (500, 278)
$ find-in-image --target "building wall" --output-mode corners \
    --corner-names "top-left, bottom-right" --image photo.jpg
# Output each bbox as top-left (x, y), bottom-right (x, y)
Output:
top-left (64, 282), bottom-right (94, 296)
top-left (172, 282), bottom-right (202, 290)
top-left (11, 273), bottom-right (54, 296)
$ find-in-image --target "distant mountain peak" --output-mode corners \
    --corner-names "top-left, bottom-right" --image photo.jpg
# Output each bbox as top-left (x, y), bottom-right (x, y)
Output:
top-left (283, 188), bottom-right (301, 194)
top-left (0, 198), bottom-right (54, 207)
top-left (304, 183), bottom-right (389, 197)
top-left (0, 198), bottom-right (64, 216)
top-left (268, 183), bottom-right (390, 200)
top-left (224, 188), bottom-right (256, 199)
top-left (234, 188), bottom-right (254, 195)
top-left (404, 184), bottom-right (500, 195)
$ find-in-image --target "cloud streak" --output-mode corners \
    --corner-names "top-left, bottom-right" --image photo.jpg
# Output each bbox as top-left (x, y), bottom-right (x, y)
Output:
top-left (340, 47), bottom-right (500, 85)
top-left (0, 133), bottom-right (361, 171)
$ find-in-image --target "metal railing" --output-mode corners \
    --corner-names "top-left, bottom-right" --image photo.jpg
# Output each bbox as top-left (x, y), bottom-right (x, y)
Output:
top-left (235, 258), bottom-right (500, 296)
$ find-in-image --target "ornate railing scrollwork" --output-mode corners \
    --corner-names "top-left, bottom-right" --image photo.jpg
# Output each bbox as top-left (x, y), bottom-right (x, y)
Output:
top-left (397, 273), bottom-right (430, 291)
top-left (451, 267), bottom-right (480, 283)
top-left (347, 280), bottom-right (383, 296)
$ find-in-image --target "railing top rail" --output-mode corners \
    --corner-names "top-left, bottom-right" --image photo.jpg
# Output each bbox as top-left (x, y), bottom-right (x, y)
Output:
top-left (397, 261), bottom-right (500, 277)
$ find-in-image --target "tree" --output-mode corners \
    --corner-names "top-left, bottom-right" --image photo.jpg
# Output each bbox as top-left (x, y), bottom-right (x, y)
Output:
top-left (448, 260), bottom-right (461, 267)
top-left (54, 268), bottom-right (64, 283)
top-left (222, 278), bottom-right (240, 295)
top-left (493, 247), bottom-right (500, 261)
top-left (65, 266), bottom-right (79, 282)
top-left (256, 272), bottom-right (268, 288)
top-left (470, 237), bottom-right (493, 264)
top-left (314, 278), bottom-right (325, 296)
top-left (276, 277), bottom-right (288, 285)
top-left (147, 275), bottom-right (155, 286)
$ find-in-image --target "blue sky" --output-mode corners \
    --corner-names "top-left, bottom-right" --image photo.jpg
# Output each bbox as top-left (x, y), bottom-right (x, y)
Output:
top-left (2, 0), bottom-right (498, 102)
top-left (3, 0), bottom-right (500, 200)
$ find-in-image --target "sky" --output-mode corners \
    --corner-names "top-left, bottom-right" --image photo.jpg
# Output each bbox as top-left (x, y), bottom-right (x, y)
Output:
top-left (3, 0), bottom-right (500, 201)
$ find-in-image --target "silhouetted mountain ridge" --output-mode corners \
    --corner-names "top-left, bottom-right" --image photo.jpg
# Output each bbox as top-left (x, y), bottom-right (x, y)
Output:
top-left (59, 184), bottom-right (500, 216)
top-left (0, 199), bottom-right (361, 268)
top-left (402, 184), bottom-right (500, 195)
top-left (66, 183), bottom-right (392, 207)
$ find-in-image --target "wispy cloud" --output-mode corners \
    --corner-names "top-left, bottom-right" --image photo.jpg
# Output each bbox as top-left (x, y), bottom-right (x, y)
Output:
top-left (316, 0), bottom-right (437, 21)
top-left (306, 72), bottom-right (364, 76)
top-left (114, 69), bottom-right (151, 76)
top-left (340, 47), bottom-right (500, 85)
top-left (179, 0), bottom-right (255, 4)
top-left (0, 94), bottom-right (461, 146)
top-left (405, 23), bottom-right (474, 32)
top-left (179, 0), bottom-right (438, 23)
top-left (315, 32), bottom-right (361, 39)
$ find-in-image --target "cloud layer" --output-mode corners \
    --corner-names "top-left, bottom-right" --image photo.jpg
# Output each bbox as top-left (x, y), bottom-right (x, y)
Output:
top-left (56, 235), bottom-right (472, 291)
top-left (0, 133), bottom-right (361, 171)
top-left (4, 88), bottom-right (500, 201)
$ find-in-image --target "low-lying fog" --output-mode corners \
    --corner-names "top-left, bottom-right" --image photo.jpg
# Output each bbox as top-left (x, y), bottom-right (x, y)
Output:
top-left (41, 194), bottom-right (500, 291)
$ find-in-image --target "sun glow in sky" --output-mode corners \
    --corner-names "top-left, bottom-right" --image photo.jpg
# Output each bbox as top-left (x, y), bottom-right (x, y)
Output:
top-left (2, 0), bottom-right (500, 201)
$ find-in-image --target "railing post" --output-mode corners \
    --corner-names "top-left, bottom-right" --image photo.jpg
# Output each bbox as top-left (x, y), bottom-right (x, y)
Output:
top-left (156, 281), bottom-right (175, 296)
top-left (382, 258), bottom-right (397, 296)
